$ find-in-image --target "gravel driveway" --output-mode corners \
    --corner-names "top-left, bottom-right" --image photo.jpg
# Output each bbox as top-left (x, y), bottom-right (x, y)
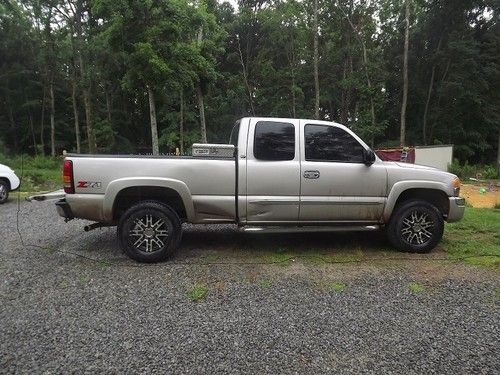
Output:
top-left (1, 199), bottom-right (499, 374)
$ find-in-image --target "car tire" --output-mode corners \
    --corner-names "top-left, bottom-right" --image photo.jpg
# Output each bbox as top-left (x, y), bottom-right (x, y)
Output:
top-left (387, 200), bottom-right (444, 253)
top-left (117, 201), bottom-right (182, 263)
top-left (0, 180), bottom-right (9, 204)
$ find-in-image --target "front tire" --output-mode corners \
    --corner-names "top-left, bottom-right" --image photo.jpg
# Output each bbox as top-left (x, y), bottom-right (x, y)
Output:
top-left (117, 201), bottom-right (182, 263)
top-left (0, 180), bottom-right (9, 204)
top-left (387, 200), bottom-right (444, 253)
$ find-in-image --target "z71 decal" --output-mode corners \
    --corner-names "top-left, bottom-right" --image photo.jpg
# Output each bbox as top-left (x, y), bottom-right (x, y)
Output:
top-left (77, 181), bottom-right (102, 189)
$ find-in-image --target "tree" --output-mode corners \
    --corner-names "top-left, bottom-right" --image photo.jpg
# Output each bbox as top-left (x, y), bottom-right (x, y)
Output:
top-left (400, 0), bottom-right (410, 146)
top-left (313, 0), bottom-right (320, 119)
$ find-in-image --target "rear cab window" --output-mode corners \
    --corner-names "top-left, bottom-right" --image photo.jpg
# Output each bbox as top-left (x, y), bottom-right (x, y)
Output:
top-left (254, 121), bottom-right (295, 161)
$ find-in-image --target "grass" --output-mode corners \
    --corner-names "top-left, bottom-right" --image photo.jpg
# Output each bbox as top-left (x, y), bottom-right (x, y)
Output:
top-left (441, 207), bottom-right (500, 268)
top-left (0, 154), bottom-right (62, 193)
top-left (408, 282), bottom-right (425, 294)
top-left (327, 282), bottom-right (347, 292)
top-left (258, 279), bottom-right (273, 288)
top-left (187, 284), bottom-right (209, 301)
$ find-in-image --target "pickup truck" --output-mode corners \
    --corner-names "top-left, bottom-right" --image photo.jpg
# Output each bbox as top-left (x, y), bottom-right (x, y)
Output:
top-left (32, 117), bottom-right (465, 262)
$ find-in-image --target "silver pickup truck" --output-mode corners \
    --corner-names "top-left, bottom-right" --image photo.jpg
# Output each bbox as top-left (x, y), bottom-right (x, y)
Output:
top-left (34, 117), bottom-right (465, 262)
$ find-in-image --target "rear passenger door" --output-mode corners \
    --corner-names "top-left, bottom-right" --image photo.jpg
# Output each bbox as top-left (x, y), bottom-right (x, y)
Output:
top-left (245, 119), bottom-right (301, 223)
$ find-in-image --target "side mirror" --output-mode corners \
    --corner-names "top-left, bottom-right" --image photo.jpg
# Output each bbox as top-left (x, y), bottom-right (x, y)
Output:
top-left (363, 149), bottom-right (376, 166)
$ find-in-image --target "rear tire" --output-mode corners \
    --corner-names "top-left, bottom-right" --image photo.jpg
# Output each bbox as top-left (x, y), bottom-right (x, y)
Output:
top-left (0, 180), bottom-right (9, 204)
top-left (117, 201), bottom-right (182, 263)
top-left (387, 200), bottom-right (444, 253)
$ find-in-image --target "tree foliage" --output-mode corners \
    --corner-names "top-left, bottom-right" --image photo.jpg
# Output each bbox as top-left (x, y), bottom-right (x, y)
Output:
top-left (0, 0), bottom-right (498, 163)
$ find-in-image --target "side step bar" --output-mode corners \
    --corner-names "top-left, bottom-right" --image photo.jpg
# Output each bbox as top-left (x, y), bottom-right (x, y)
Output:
top-left (240, 225), bottom-right (380, 233)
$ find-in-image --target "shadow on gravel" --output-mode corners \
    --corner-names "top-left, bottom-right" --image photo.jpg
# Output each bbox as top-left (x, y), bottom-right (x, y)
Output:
top-left (177, 225), bottom-right (411, 263)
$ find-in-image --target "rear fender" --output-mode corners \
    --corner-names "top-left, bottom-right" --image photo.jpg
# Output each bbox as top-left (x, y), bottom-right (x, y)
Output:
top-left (103, 177), bottom-right (195, 222)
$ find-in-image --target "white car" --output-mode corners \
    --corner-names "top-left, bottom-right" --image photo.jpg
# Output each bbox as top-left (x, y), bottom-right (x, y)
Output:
top-left (0, 163), bottom-right (20, 204)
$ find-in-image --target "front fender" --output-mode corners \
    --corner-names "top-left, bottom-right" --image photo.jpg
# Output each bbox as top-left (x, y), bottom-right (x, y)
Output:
top-left (383, 180), bottom-right (450, 222)
top-left (103, 177), bottom-right (195, 222)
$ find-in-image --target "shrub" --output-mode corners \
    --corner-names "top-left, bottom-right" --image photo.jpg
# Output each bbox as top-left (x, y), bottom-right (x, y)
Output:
top-left (448, 160), bottom-right (498, 180)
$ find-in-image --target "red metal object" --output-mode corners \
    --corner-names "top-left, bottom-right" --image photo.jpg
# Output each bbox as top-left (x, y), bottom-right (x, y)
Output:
top-left (375, 148), bottom-right (415, 163)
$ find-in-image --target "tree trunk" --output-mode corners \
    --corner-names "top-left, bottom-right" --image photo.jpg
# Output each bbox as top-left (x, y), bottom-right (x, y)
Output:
top-left (313, 0), bottom-right (320, 120)
top-left (82, 89), bottom-right (96, 152)
top-left (147, 86), bottom-right (159, 155)
top-left (197, 27), bottom-right (207, 143)
top-left (75, 0), bottom-right (96, 153)
top-left (72, 78), bottom-right (81, 153)
top-left (341, 5), bottom-right (372, 128)
top-left (6, 92), bottom-right (18, 154)
top-left (236, 35), bottom-right (255, 115)
top-left (105, 86), bottom-right (112, 123)
top-left (40, 89), bottom-right (46, 155)
top-left (179, 89), bottom-right (184, 154)
top-left (49, 81), bottom-right (55, 157)
top-left (197, 85), bottom-right (207, 143)
top-left (429, 59), bottom-right (450, 142)
top-left (340, 56), bottom-right (348, 124)
top-left (28, 108), bottom-right (37, 155)
top-left (400, 0), bottom-right (410, 147)
top-left (291, 74), bottom-right (296, 118)
top-left (422, 36), bottom-right (442, 145)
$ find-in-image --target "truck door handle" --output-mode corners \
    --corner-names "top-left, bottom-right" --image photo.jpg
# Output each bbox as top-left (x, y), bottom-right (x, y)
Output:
top-left (303, 170), bottom-right (320, 179)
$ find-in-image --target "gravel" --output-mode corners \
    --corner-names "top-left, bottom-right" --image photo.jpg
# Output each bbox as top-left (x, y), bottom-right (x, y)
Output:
top-left (1, 198), bottom-right (499, 374)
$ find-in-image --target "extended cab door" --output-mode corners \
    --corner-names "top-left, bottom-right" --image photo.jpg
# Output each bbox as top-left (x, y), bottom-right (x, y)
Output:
top-left (299, 121), bottom-right (387, 222)
top-left (245, 118), bottom-right (301, 223)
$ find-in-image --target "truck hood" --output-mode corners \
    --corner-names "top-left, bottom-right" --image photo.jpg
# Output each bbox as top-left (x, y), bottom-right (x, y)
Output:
top-left (392, 162), bottom-right (437, 171)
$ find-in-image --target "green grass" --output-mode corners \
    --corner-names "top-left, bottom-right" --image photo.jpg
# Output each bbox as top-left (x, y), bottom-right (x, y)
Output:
top-left (408, 282), bottom-right (425, 294)
top-left (0, 154), bottom-right (62, 193)
top-left (327, 282), bottom-right (347, 292)
top-left (200, 254), bottom-right (220, 263)
top-left (187, 284), bottom-right (209, 301)
top-left (441, 208), bottom-right (500, 268)
top-left (258, 279), bottom-right (273, 288)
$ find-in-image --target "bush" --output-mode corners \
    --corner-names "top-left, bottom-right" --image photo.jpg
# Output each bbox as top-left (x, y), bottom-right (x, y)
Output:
top-left (0, 154), bottom-right (62, 192)
top-left (448, 160), bottom-right (498, 180)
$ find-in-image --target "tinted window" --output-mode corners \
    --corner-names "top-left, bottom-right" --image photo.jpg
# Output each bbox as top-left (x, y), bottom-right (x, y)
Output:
top-left (254, 121), bottom-right (295, 161)
top-left (305, 124), bottom-right (364, 162)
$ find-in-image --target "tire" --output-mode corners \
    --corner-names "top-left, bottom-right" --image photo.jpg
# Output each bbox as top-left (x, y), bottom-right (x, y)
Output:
top-left (117, 201), bottom-right (182, 263)
top-left (0, 180), bottom-right (9, 204)
top-left (387, 200), bottom-right (444, 253)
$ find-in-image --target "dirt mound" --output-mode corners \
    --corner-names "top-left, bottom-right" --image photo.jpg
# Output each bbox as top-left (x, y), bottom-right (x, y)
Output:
top-left (461, 183), bottom-right (500, 208)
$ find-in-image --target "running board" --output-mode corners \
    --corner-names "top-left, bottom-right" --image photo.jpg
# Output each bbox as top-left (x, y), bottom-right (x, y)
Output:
top-left (240, 225), bottom-right (380, 233)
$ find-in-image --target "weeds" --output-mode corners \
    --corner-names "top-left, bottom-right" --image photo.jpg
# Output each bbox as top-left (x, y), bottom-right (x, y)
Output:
top-left (327, 282), bottom-right (347, 292)
top-left (258, 280), bottom-right (273, 288)
top-left (188, 284), bottom-right (209, 301)
top-left (408, 282), bottom-right (425, 294)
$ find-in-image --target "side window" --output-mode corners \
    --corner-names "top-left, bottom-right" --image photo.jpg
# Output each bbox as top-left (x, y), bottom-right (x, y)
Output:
top-left (254, 121), bottom-right (295, 161)
top-left (305, 124), bottom-right (364, 163)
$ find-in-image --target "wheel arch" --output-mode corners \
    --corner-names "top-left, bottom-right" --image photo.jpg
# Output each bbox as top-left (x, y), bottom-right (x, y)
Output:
top-left (103, 178), bottom-right (195, 222)
top-left (384, 182), bottom-right (450, 222)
